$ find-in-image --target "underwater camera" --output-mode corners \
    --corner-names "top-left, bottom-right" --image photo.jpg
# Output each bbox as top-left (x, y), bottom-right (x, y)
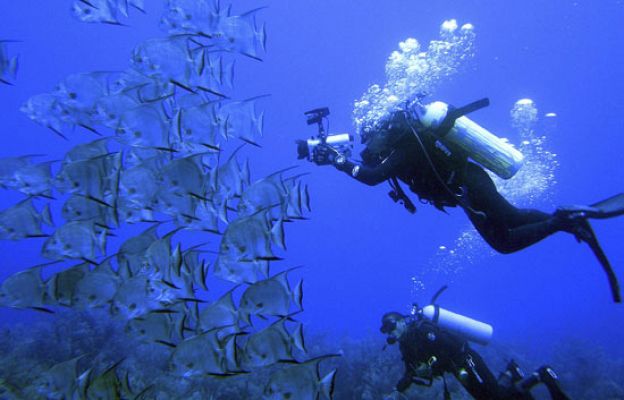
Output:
top-left (296, 107), bottom-right (354, 160)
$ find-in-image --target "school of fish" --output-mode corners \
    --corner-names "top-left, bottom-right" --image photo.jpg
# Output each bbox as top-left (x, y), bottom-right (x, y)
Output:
top-left (0, 0), bottom-right (338, 398)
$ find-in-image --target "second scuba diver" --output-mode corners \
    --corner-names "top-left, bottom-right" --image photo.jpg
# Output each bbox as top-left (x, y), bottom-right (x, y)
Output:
top-left (299, 99), bottom-right (624, 302)
top-left (379, 295), bottom-right (571, 400)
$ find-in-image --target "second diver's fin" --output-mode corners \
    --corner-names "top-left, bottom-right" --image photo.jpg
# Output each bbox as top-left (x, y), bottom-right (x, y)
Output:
top-left (557, 193), bottom-right (624, 220)
top-left (575, 219), bottom-right (621, 303)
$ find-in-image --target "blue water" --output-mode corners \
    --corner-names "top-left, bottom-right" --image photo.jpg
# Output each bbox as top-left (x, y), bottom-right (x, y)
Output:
top-left (1, 0), bottom-right (624, 393)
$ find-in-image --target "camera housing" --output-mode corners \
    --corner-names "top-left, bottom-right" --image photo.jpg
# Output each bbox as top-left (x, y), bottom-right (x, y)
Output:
top-left (296, 107), bottom-right (354, 160)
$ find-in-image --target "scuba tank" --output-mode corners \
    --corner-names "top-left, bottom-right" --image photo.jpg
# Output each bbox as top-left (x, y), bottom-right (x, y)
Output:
top-left (415, 100), bottom-right (524, 180)
top-left (420, 305), bottom-right (493, 346)
top-left (414, 285), bottom-right (494, 346)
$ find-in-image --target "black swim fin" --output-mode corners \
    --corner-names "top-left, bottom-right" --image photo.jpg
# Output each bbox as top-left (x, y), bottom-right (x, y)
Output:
top-left (574, 219), bottom-right (621, 303)
top-left (557, 193), bottom-right (624, 220)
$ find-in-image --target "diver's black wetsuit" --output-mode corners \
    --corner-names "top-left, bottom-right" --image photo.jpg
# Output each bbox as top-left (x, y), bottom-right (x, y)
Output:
top-left (396, 320), bottom-right (532, 400)
top-left (334, 117), bottom-right (561, 254)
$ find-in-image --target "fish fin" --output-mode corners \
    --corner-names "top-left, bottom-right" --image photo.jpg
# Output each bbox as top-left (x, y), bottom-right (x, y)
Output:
top-left (270, 218), bottom-right (286, 250)
top-left (293, 279), bottom-right (304, 310)
top-left (319, 369), bottom-right (337, 400)
top-left (155, 340), bottom-right (177, 348)
top-left (292, 322), bottom-right (306, 353)
top-left (41, 203), bottom-right (54, 226)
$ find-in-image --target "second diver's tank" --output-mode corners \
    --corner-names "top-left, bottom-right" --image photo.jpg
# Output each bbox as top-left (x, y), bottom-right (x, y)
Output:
top-left (421, 305), bottom-right (493, 345)
top-left (416, 101), bottom-right (524, 179)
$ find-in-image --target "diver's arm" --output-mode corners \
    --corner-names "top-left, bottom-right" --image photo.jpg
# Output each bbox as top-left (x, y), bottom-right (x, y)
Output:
top-left (396, 366), bottom-right (415, 393)
top-left (311, 143), bottom-right (404, 185)
top-left (334, 150), bottom-right (404, 186)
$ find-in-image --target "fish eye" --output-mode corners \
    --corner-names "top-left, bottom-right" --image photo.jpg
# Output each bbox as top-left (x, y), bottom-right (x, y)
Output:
top-left (256, 302), bottom-right (263, 308)
top-left (129, 303), bottom-right (137, 310)
top-left (140, 329), bottom-right (146, 334)
top-left (185, 128), bottom-right (192, 135)
top-left (88, 294), bottom-right (96, 301)
top-left (133, 131), bottom-right (142, 138)
top-left (68, 92), bottom-right (77, 99)
top-left (171, 180), bottom-right (179, 185)
top-left (228, 37), bottom-right (235, 44)
top-left (63, 244), bottom-right (71, 250)
top-left (284, 393), bottom-right (292, 399)
top-left (72, 181), bottom-right (80, 188)
top-left (186, 362), bottom-right (194, 368)
top-left (128, 187), bottom-right (137, 194)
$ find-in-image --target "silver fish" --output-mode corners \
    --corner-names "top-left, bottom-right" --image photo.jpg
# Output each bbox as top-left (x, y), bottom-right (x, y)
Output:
top-left (198, 286), bottom-right (238, 332)
top-left (0, 199), bottom-right (52, 240)
top-left (264, 355), bottom-right (338, 400)
top-left (213, 254), bottom-right (269, 284)
top-left (170, 328), bottom-right (239, 377)
top-left (131, 37), bottom-right (195, 86)
top-left (72, 262), bottom-right (119, 309)
top-left (46, 262), bottom-right (90, 306)
top-left (241, 319), bottom-right (304, 368)
top-left (159, 0), bottom-right (225, 36)
top-left (0, 267), bottom-right (47, 309)
top-left (173, 101), bottom-right (221, 154)
top-left (212, 11), bottom-right (267, 61)
top-left (218, 210), bottom-right (277, 261)
top-left (125, 311), bottom-right (175, 344)
top-left (55, 152), bottom-right (121, 202)
top-left (116, 224), bottom-right (160, 277)
top-left (72, 0), bottom-right (124, 25)
top-left (35, 355), bottom-right (83, 400)
top-left (62, 194), bottom-right (118, 228)
top-left (115, 104), bottom-right (170, 149)
top-left (238, 170), bottom-right (290, 218)
top-left (209, 150), bottom-right (249, 198)
top-left (218, 97), bottom-right (266, 144)
top-left (111, 273), bottom-right (174, 319)
top-left (239, 268), bottom-right (303, 325)
top-left (41, 221), bottom-right (107, 262)
top-left (20, 93), bottom-right (69, 138)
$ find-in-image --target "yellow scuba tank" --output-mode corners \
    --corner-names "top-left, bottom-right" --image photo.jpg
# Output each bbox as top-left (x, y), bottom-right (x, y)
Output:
top-left (416, 101), bottom-right (524, 179)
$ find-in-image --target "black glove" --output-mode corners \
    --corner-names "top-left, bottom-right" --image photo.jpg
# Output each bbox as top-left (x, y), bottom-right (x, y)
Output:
top-left (312, 143), bottom-right (342, 166)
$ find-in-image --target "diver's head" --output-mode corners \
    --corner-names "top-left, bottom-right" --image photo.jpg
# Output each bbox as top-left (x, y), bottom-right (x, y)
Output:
top-left (380, 312), bottom-right (407, 345)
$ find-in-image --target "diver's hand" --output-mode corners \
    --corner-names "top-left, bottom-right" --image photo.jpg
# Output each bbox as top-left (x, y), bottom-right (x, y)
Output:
top-left (312, 143), bottom-right (341, 166)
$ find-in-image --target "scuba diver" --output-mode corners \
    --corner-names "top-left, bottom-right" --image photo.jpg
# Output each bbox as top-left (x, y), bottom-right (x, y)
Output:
top-left (297, 100), bottom-right (624, 302)
top-left (379, 296), bottom-right (571, 400)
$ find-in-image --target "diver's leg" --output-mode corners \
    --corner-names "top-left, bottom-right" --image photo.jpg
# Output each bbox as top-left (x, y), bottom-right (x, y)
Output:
top-left (460, 163), bottom-right (560, 253)
top-left (519, 366), bottom-right (570, 400)
top-left (456, 350), bottom-right (508, 400)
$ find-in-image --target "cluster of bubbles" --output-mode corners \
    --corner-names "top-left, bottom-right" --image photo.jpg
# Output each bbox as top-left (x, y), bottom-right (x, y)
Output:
top-left (352, 19), bottom-right (476, 134)
top-left (495, 99), bottom-right (559, 207)
top-left (412, 99), bottom-right (560, 295)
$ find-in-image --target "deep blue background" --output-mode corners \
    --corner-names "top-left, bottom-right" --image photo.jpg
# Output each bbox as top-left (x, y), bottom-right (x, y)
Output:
top-left (1, 0), bottom-right (623, 363)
